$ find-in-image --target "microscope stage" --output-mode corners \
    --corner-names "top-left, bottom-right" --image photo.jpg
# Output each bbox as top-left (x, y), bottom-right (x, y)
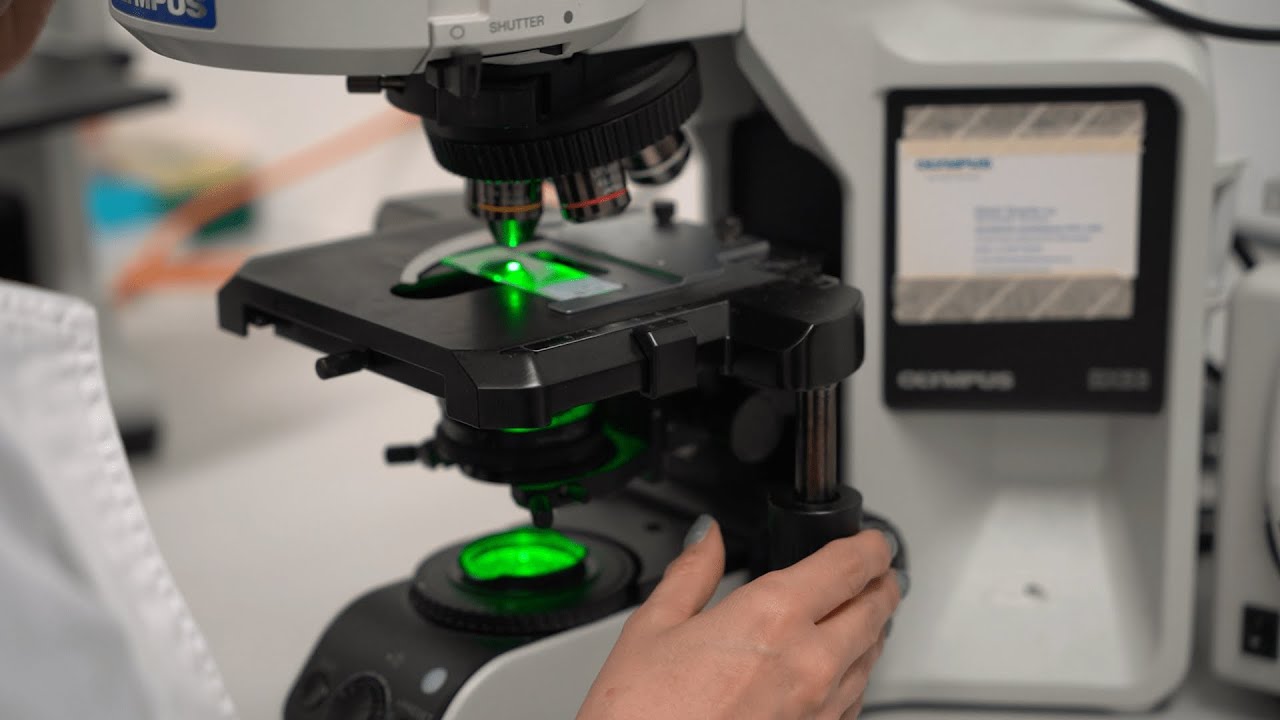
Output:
top-left (218, 213), bottom-right (864, 429)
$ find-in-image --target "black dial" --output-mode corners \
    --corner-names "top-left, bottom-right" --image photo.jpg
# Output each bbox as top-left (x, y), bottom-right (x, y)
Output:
top-left (325, 674), bottom-right (390, 720)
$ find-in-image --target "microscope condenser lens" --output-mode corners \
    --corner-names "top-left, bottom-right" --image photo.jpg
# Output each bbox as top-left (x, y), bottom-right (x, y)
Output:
top-left (458, 528), bottom-right (588, 584)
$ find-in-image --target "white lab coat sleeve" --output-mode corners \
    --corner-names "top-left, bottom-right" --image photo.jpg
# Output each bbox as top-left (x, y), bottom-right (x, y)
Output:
top-left (0, 279), bottom-right (237, 720)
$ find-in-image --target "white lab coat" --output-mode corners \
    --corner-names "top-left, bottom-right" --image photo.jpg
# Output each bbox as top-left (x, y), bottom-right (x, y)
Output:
top-left (0, 279), bottom-right (236, 719)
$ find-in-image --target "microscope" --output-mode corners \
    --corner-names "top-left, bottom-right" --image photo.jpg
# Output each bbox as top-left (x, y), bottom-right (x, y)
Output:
top-left (114, 0), bottom-right (1220, 717)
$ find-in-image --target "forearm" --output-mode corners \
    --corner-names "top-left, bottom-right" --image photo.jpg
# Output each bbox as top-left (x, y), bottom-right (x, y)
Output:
top-left (0, 0), bottom-right (55, 76)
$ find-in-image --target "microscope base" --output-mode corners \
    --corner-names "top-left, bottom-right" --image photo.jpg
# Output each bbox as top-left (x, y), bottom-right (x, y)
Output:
top-left (284, 489), bottom-right (752, 720)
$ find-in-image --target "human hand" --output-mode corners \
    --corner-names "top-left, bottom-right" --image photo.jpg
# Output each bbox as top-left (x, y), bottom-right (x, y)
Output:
top-left (0, 0), bottom-right (55, 76)
top-left (578, 516), bottom-right (904, 720)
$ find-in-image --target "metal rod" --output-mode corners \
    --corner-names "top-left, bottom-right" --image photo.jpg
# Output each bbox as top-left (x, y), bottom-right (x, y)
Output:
top-left (795, 384), bottom-right (839, 503)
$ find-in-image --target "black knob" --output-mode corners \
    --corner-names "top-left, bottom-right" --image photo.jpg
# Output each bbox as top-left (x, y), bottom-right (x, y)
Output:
top-left (316, 350), bottom-right (369, 380)
top-left (653, 200), bottom-right (676, 228)
top-left (384, 444), bottom-right (420, 464)
top-left (767, 485), bottom-right (863, 571)
top-left (347, 76), bottom-right (384, 94)
top-left (326, 674), bottom-right (390, 720)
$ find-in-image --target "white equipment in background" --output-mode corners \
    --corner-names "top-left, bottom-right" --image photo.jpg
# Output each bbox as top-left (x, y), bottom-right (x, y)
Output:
top-left (1214, 264), bottom-right (1280, 695)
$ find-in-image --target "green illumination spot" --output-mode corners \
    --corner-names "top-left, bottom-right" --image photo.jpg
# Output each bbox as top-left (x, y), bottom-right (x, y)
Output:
top-left (459, 528), bottom-right (587, 582)
top-left (502, 403), bottom-right (595, 434)
top-left (444, 246), bottom-right (591, 296)
top-left (500, 285), bottom-right (525, 321)
top-left (492, 218), bottom-right (537, 248)
top-left (597, 425), bottom-right (647, 473)
top-left (443, 245), bottom-right (622, 301)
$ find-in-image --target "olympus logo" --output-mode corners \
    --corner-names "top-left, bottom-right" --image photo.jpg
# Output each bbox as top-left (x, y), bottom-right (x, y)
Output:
top-left (915, 157), bottom-right (992, 172)
top-left (896, 369), bottom-right (1016, 392)
top-left (118, 0), bottom-right (209, 19)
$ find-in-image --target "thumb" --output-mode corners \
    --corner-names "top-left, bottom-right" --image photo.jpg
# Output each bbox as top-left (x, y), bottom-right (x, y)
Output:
top-left (631, 515), bottom-right (725, 630)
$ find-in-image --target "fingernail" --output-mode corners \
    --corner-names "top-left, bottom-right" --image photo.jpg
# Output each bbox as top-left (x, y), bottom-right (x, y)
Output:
top-left (895, 570), bottom-right (910, 599)
top-left (683, 514), bottom-right (714, 549)
top-left (881, 530), bottom-right (900, 561)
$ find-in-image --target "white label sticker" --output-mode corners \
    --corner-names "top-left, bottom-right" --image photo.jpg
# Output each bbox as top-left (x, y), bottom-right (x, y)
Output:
top-left (895, 101), bottom-right (1144, 324)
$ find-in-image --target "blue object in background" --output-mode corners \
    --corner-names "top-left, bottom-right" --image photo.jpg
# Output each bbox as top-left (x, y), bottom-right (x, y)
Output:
top-left (88, 174), bottom-right (162, 235)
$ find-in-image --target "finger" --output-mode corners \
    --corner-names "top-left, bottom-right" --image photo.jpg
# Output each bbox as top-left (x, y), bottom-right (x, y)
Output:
top-left (817, 572), bottom-right (900, 665)
top-left (827, 631), bottom-right (886, 719)
top-left (628, 515), bottom-right (725, 631)
top-left (775, 529), bottom-right (893, 620)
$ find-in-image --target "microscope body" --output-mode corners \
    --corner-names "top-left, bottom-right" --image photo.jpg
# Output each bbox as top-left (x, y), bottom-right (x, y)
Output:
top-left (792, 2), bottom-right (1213, 710)
top-left (114, 0), bottom-right (1217, 715)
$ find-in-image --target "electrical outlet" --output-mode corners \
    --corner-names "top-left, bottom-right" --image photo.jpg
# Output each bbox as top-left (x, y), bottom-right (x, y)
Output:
top-left (1264, 177), bottom-right (1280, 216)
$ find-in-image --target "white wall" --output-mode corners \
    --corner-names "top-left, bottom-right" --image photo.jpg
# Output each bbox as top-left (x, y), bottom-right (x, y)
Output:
top-left (1204, 0), bottom-right (1280, 217)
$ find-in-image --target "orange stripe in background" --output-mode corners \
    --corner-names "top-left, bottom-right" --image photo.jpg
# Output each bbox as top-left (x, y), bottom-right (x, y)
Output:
top-left (111, 109), bottom-right (420, 304)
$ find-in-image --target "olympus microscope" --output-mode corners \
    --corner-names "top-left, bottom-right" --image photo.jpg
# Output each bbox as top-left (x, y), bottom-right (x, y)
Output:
top-left (113, 1), bottom-right (1217, 718)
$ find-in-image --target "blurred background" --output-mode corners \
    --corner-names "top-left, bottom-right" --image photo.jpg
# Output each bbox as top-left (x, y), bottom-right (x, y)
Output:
top-left (2, 1), bottom-right (1278, 718)
top-left (3, 4), bottom-right (706, 718)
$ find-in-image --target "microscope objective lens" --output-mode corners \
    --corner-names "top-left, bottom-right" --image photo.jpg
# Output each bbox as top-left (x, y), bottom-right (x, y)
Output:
top-left (466, 179), bottom-right (544, 246)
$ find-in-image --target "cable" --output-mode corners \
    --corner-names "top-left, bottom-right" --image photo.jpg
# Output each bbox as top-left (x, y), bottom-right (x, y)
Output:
top-left (1120, 0), bottom-right (1280, 42)
top-left (1206, 359), bottom-right (1224, 384)
top-left (1233, 234), bottom-right (1258, 270)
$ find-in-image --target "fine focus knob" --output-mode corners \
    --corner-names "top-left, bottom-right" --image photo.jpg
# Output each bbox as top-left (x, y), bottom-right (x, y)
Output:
top-left (326, 674), bottom-right (391, 720)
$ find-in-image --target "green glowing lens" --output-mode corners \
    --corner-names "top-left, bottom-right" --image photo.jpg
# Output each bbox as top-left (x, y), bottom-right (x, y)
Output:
top-left (459, 528), bottom-right (588, 582)
top-left (502, 403), bottom-right (595, 434)
top-left (505, 261), bottom-right (522, 273)
top-left (496, 218), bottom-right (536, 248)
